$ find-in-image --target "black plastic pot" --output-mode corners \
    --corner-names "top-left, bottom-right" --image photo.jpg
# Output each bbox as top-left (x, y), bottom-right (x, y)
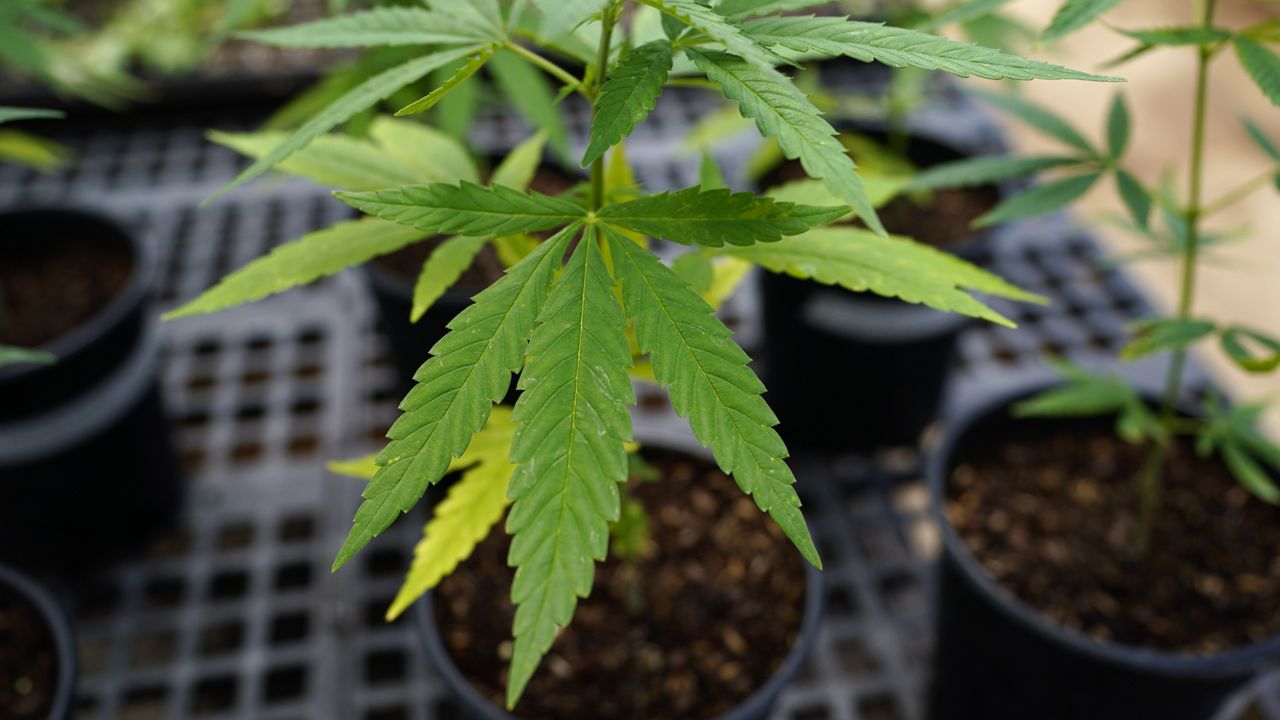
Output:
top-left (0, 564), bottom-right (76, 720)
top-left (413, 430), bottom-right (825, 720)
top-left (926, 382), bottom-right (1280, 720)
top-left (0, 208), bottom-right (181, 569)
top-left (759, 128), bottom-right (1002, 452)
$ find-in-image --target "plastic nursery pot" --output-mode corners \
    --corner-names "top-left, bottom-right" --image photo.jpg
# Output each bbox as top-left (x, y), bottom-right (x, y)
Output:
top-left (758, 128), bottom-right (1004, 452)
top-left (0, 564), bottom-right (76, 720)
top-left (926, 381), bottom-right (1280, 720)
top-left (414, 430), bottom-right (824, 720)
top-left (364, 159), bottom-right (585, 395)
top-left (0, 208), bottom-right (181, 570)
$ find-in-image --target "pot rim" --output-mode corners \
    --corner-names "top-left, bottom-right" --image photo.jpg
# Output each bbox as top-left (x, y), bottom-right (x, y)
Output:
top-left (415, 423), bottom-right (825, 720)
top-left (0, 564), bottom-right (76, 720)
top-left (927, 377), bottom-right (1280, 679)
top-left (0, 207), bottom-right (154, 385)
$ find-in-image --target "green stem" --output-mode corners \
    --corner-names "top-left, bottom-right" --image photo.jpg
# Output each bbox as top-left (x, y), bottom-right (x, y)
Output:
top-left (588, 1), bottom-right (619, 212)
top-left (1201, 165), bottom-right (1280, 216)
top-left (1130, 0), bottom-right (1217, 559)
top-left (505, 41), bottom-right (586, 94)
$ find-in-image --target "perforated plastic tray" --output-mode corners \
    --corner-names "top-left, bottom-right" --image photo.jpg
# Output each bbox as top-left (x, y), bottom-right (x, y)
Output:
top-left (4, 66), bottom-right (1272, 720)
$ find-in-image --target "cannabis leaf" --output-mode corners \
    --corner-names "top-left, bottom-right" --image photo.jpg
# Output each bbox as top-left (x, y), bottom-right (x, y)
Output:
top-left (411, 236), bottom-right (489, 322)
top-left (1115, 26), bottom-right (1231, 47)
top-left (688, 48), bottom-right (884, 234)
top-left (717, 227), bottom-right (1045, 326)
top-left (1201, 402), bottom-right (1280, 503)
top-left (506, 230), bottom-right (634, 707)
top-left (336, 182), bottom-right (587, 237)
top-left (1120, 317), bottom-right (1216, 360)
top-left (1235, 36), bottom-right (1280, 108)
top-left (490, 49), bottom-right (573, 164)
top-left (1220, 326), bottom-right (1280, 373)
top-left (597, 186), bottom-right (845, 247)
top-left (717, 0), bottom-right (831, 19)
top-left (385, 408), bottom-right (518, 621)
top-left (638, 0), bottom-right (783, 71)
top-left (743, 17), bottom-right (1120, 81)
top-left (0, 345), bottom-right (56, 368)
top-left (975, 172), bottom-right (1103, 227)
top-left (396, 46), bottom-right (497, 116)
top-left (1106, 92), bottom-right (1130, 160)
top-left (582, 40), bottom-right (674, 167)
top-left (1014, 362), bottom-right (1158, 442)
top-left (209, 130), bottom-right (424, 190)
top-left (530, 0), bottom-right (605, 40)
top-left (367, 117), bottom-right (480, 183)
top-left (972, 89), bottom-right (1097, 155)
top-left (1042, 0), bottom-right (1126, 43)
top-left (211, 45), bottom-right (485, 201)
top-left (0, 107), bottom-right (62, 124)
top-left (333, 229), bottom-right (575, 571)
top-left (237, 7), bottom-right (501, 47)
top-left (166, 219), bottom-right (425, 319)
top-left (908, 155), bottom-right (1081, 190)
top-left (606, 228), bottom-right (821, 569)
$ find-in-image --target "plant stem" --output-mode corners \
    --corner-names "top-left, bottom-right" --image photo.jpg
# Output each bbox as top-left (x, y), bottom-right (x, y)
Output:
top-left (589, 2), bottom-right (619, 212)
top-left (505, 41), bottom-right (586, 95)
top-left (1129, 0), bottom-right (1217, 559)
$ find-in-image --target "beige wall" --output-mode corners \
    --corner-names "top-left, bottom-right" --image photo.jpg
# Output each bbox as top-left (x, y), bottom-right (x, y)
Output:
top-left (965, 0), bottom-right (1280, 437)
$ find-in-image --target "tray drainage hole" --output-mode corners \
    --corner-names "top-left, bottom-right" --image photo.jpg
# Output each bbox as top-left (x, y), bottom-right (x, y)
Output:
top-left (294, 362), bottom-right (324, 380)
top-left (75, 582), bottom-right (122, 620)
top-left (208, 569), bottom-right (251, 601)
top-left (835, 636), bottom-right (880, 675)
top-left (143, 576), bottom-right (186, 609)
top-left (792, 703), bottom-right (834, 720)
top-left (278, 513), bottom-right (316, 543)
top-left (857, 693), bottom-right (903, 720)
top-left (366, 548), bottom-right (406, 578)
top-left (181, 448), bottom-right (207, 474)
top-left (230, 441), bottom-right (264, 465)
top-left (825, 585), bottom-right (860, 619)
top-left (263, 665), bottom-right (308, 703)
top-left (191, 675), bottom-right (237, 715)
top-left (193, 339), bottom-right (222, 358)
top-left (270, 612), bottom-right (310, 645)
top-left (130, 629), bottom-right (177, 669)
top-left (216, 520), bottom-right (256, 551)
top-left (241, 368), bottom-right (272, 386)
top-left (288, 434), bottom-right (320, 457)
top-left (363, 648), bottom-right (407, 685)
top-left (297, 326), bottom-right (326, 346)
top-left (122, 685), bottom-right (168, 720)
top-left (878, 572), bottom-right (927, 617)
top-left (199, 621), bottom-right (244, 656)
top-left (364, 596), bottom-right (395, 628)
top-left (290, 397), bottom-right (322, 417)
top-left (367, 705), bottom-right (411, 720)
top-left (234, 404), bottom-right (267, 422)
top-left (275, 561), bottom-right (312, 591)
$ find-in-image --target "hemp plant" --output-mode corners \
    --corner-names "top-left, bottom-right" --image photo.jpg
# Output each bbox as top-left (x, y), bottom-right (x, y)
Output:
top-left (925, 0), bottom-right (1280, 558)
top-left (176, 0), bottom-right (1113, 706)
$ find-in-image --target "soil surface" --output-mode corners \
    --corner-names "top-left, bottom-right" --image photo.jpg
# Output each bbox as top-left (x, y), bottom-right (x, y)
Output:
top-left (0, 234), bottom-right (132, 349)
top-left (0, 583), bottom-right (60, 719)
top-left (435, 449), bottom-right (809, 720)
top-left (948, 426), bottom-right (1280, 654)
top-left (769, 159), bottom-right (998, 250)
top-left (373, 166), bottom-right (581, 286)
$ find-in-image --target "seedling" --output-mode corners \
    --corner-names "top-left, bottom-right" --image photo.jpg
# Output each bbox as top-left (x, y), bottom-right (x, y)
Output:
top-left (177, 0), bottom-right (1113, 706)
top-left (925, 0), bottom-right (1280, 557)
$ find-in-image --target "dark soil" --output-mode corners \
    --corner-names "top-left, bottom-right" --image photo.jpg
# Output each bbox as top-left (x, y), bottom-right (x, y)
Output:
top-left (434, 449), bottom-right (809, 720)
top-left (0, 235), bottom-right (132, 349)
top-left (948, 427), bottom-right (1280, 654)
top-left (373, 166), bottom-right (581, 286)
top-left (769, 159), bottom-right (998, 250)
top-left (0, 583), bottom-right (60, 719)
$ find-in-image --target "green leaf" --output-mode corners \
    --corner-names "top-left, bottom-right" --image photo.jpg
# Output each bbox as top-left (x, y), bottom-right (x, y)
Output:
top-left (1042, 0), bottom-right (1125, 43)
top-left (767, 176), bottom-right (907, 211)
top-left (972, 89), bottom-right (1096, 155)
top-left (506, 230), bottom-right (634, 707)
top-left (1115, 26), bottom-right (1231, 46)
top-left (489, 49), bottom-right (573, 164)
top-left (1243, 117), bottom-right (1280, 162)
top-left (908, 155), bottom-right (1081, 190)
top-left (0, 345), bottom-right (56, 368)
top-left (336, 182), bottom-right (587, 237)
top-left (166, 218), bottom-right (425, 319)
top-left (368, 116), bottom-right (480, 183)
top-left (1013, 372), bottom-right (1135, 417)
top-left (582, 40), bottom-right (674, 167)
top-left (743, 17), bottom-right (1121, 82)
top-left (1114, 169), bottom-right (1151, 229)
top-left (699, 151), bottom-right (728, 189)
top-left (638, 0), bottom-right (783, 70)
top-left (974, 172), bottom-right (1102, 227)
top-left (598, 186), bottom-right (844, 247)
top-left (1120, 316), bottom-right (1216, 360)
top-left (209, 130), bottom-right (423, 190)
top-left (716, 0), bottom-right (831, 19)
top-left (396, 46), bottom-right (496, 117)
top-left (1106, 92), bottom-right (1130, 159)
top-left (929, 0), bottom-right (1012, 29)
top-left (210, 45), bottom-right (484, 201)
top-left (606, 228), bottom-right (821, 569)
top-left (432, 57), bottom-right (483, 142)
top-left (333, 228), bottom-right (575, 571)
top-left (717, 226), bottom-right (1044, 327)
top-left (1235, 36), bottom-right (1280, 108)
top-left (385, 407), bottom-right (517, 620)
top-left (688, 49), bottom-right (885, 234)
top-left (411, 236), bottom-right (489, 322)
top-left (0, 106), bottom-right (63, 124)
top-left (1222, 441), bottom-right (1280, 504)
top-left (491, 131), bottom-right (552, 189)
top-left (672, 251), bottom-right (715, 292)
top-left (238, 7), bottom-right (499, 48)
top-left (1220, 326), bottom-right (1280, 373)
